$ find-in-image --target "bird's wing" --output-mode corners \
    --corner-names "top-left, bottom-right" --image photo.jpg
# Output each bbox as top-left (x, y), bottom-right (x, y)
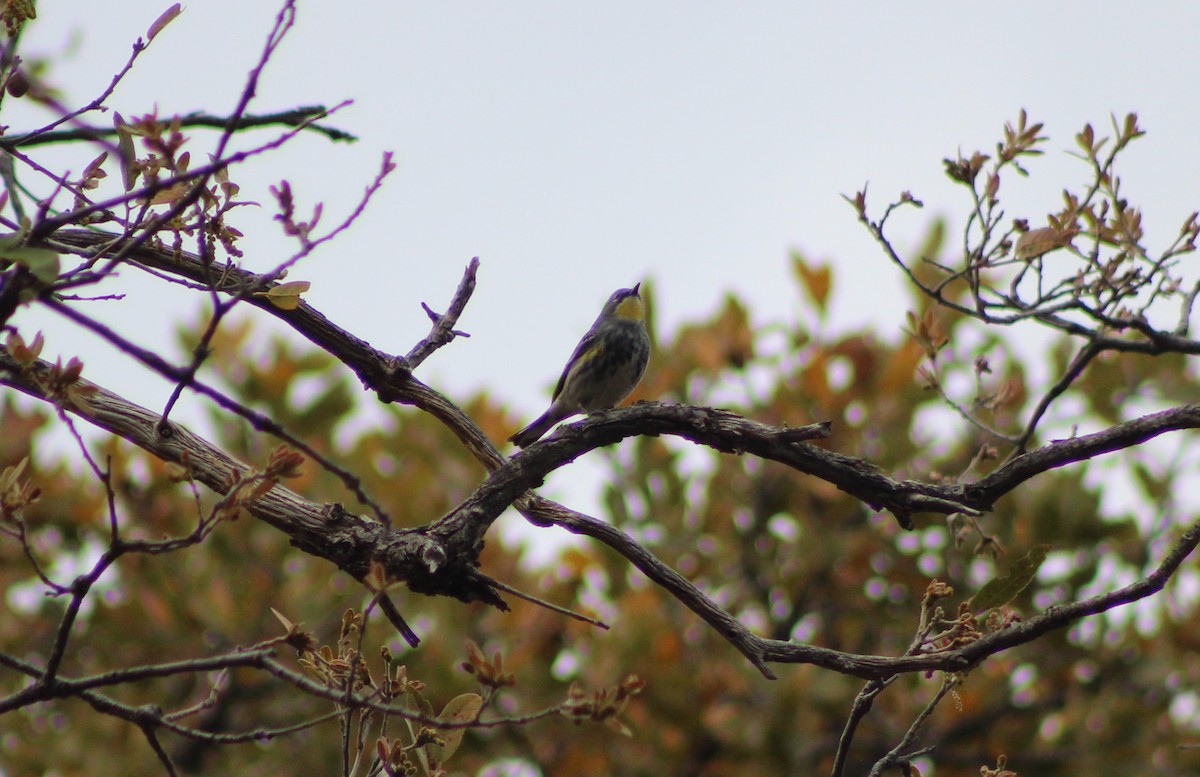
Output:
top-left (551, 329), bottom-right (603, 401)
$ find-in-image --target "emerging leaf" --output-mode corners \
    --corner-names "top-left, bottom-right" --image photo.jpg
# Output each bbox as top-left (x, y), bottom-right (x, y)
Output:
top-left (147, 3), bottom-right (183, 42)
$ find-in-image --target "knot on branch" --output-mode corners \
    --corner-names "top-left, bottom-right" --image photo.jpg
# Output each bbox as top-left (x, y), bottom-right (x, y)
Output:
top-left (374, 528), bottom-right (505, 609)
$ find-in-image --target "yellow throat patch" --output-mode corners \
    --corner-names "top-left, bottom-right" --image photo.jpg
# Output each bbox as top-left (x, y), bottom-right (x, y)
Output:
top-left (614, 295), bottom-right (644, 321)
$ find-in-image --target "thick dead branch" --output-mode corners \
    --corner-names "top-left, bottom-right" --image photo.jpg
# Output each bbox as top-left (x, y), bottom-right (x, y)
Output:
top-left (0, 349), bottom-right (501, 610)
top-left (4, 346), bottom-right (1198, 681)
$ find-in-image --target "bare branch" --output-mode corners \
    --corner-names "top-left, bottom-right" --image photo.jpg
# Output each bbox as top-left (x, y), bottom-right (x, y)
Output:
top-left (405, 257), bottom-right (480, 369)
top-left (866, 675), bottom-right (959, 776)
top-left (1, 107), bottom-right (357, 149)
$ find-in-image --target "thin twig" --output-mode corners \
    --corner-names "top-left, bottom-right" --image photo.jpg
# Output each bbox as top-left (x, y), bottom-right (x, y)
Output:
top-left (477, 572), bottom-right (610, 629)
top-left (1, 107), bottom-right (357, 149)
top-left (866, 675), bottom-right (960, 776)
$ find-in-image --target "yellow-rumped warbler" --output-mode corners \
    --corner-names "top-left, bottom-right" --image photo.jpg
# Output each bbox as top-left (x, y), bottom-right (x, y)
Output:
top-left (509, 284), bottom-right (651, 448)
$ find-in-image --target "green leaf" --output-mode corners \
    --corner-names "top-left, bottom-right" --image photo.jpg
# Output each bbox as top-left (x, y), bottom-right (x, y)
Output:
top-left (114, 113), bottom-right (137, 192)
top-left (257, 280), bottom-right (310, 310)
top-left (0, 235), bottom-right (60, 284)
top-left (969, 544), bottom-right (1049, 614)
top-left (425, 693), bottom-right (483, 766)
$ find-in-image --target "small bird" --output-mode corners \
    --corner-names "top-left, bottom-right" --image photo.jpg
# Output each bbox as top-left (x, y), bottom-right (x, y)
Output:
top-left (509, 284), bottom-right (651, 448)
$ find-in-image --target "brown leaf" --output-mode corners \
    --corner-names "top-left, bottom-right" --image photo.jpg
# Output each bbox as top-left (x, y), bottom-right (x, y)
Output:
top-left (1014, 226), bottom-right (1077, 261)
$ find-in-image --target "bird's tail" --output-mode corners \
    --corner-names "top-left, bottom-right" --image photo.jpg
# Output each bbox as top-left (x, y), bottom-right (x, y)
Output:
top-left (508, 408), bottom-right (563, 448)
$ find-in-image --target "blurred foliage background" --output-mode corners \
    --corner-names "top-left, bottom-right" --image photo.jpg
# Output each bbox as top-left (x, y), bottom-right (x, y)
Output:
top-left (5, 219), bottom-right (1200, 776)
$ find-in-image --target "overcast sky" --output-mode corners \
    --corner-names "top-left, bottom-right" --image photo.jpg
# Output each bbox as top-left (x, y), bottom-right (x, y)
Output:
top-left (11, 3), bottom-right (1200, 504)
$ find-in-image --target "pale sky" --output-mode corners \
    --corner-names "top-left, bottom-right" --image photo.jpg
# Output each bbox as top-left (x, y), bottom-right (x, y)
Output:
top-left (12, 3), bottom-right (1200, 495)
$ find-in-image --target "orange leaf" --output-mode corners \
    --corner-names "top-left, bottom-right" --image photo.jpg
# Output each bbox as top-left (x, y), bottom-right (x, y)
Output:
top-left (792, 252), bottom-right (833, 315)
